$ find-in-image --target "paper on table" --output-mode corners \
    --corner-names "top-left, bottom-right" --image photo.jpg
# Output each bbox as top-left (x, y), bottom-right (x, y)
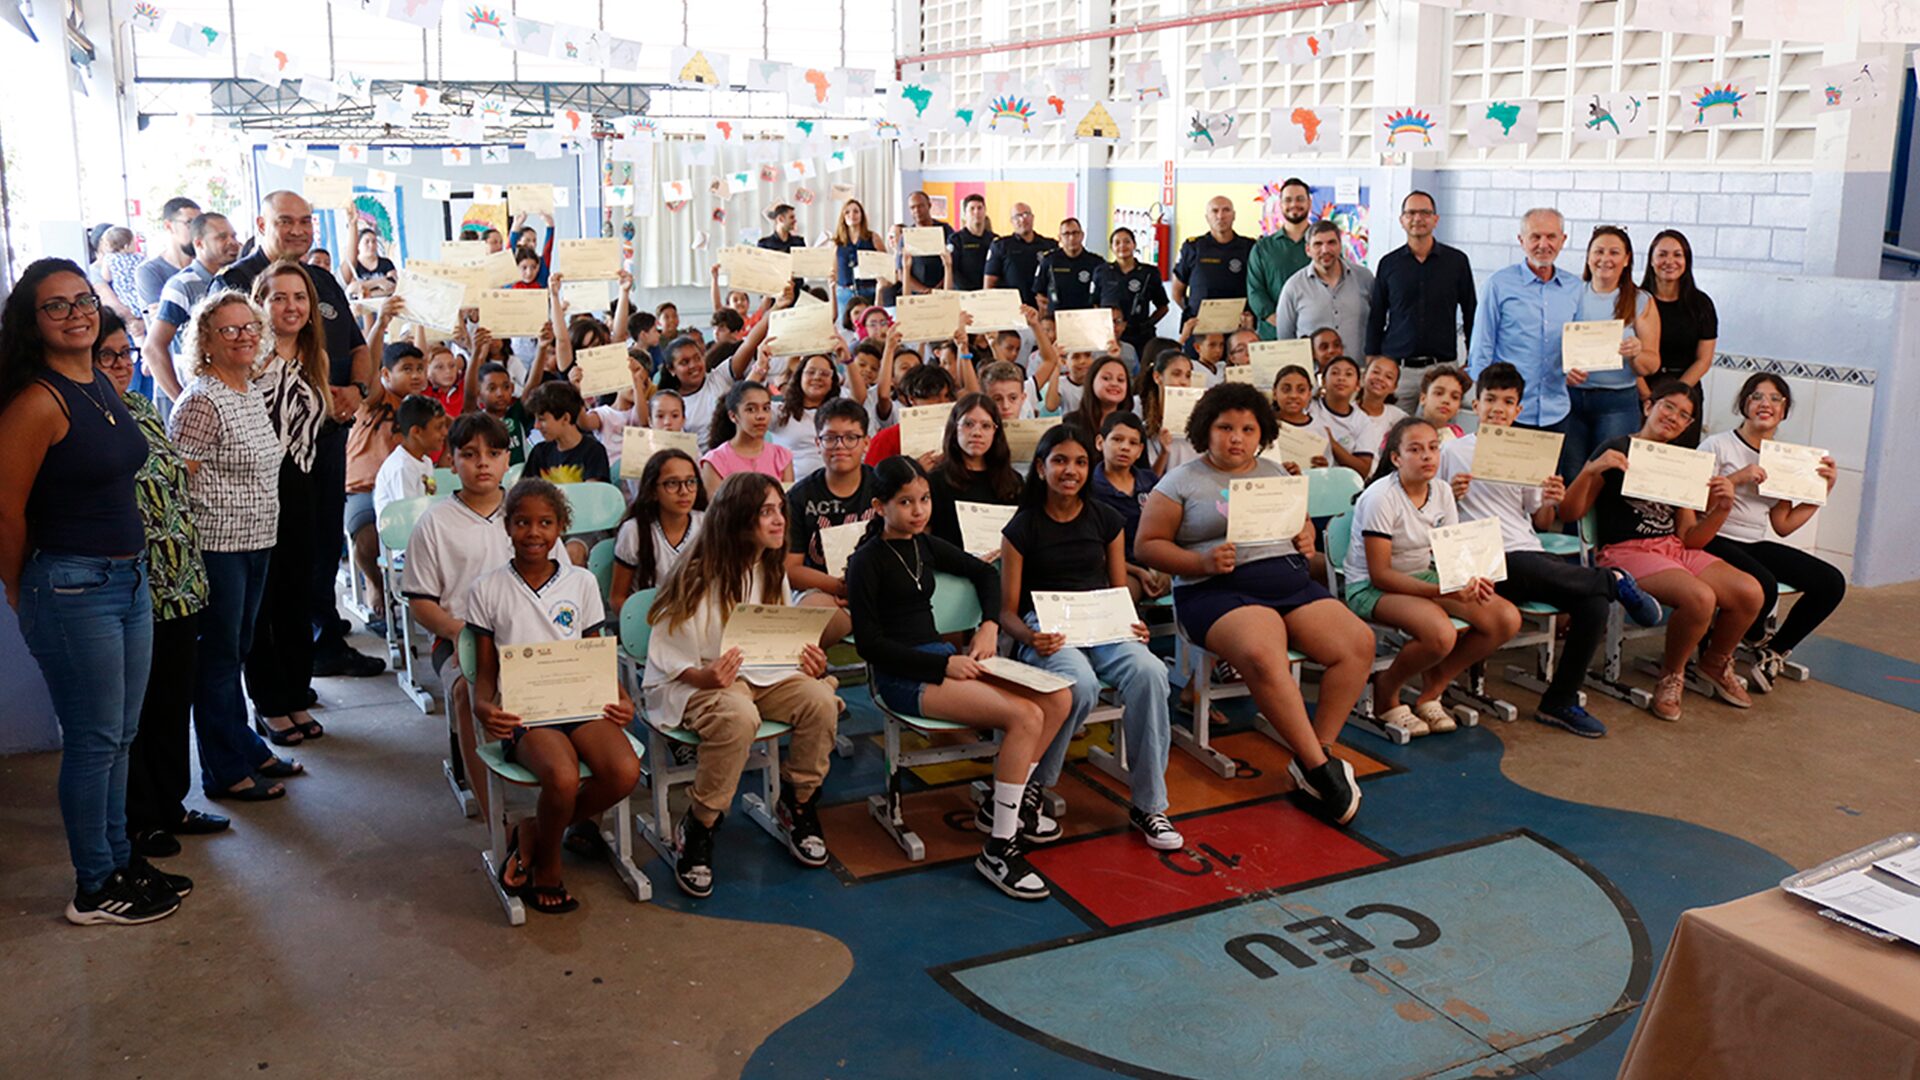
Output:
top-left (477, 289), bottom-right (551, 337)
top-left (1225, 474), bottom-right (1309, 543)
top-left (1162, 386), bottom-right (1205, 438)
top-left (789, 246), bottom-right (836, 279)
top-left (1470, 424), bottom-right (1564, 488)
top-left (855, 249), bottom-right (896, 283)
top-left (1786, 869), bottom-right (1920, 946)
top-left (895, 292), bottom-right (963, 342)
top-left (440, 239), bottom-right (489, 264)
top-left (497, 636), bottom-right (617, 725)
top-left (1758, 440), bottom-right (1830, 507)
top-left (1191, 298), bottom-right (1245, 335)
top-left (766, 305), bottom-right (839, 356)
top-left (1561, 319), bottom-right (1626, 373)
top-left (1622, 437), bottom-right (1715, 512)
top-left (1264, 424), bottom-right (1327, 468)
top-left (392, 268), bottom-right (466, 334)
top-left (1872, 848), bottom-right (1920, 888)
top-left (573, 343), bottom-right (632, 397)
top-left (1246, 338), bottom-right (1313, 387)
top-left (955, 501), bottom-right (1017, 558)
top-left (958, 289), bottom-right (1024, 332)
top-left (1031, 587), bottom-right (1139, 647)
top-left (617, 427), bottom-right (699, 479)
top-left (719, 245), bottom-right (795, 296)
top-left (897, 403), bottom-right (951, 458)
top-left (902, 226), bottom-right (946, 256)
top-left (1430, 516), bottom-right (1508, 594)
top-left (720, 604), bottom-right (834, 670)
top-left (1002, 418), bottom-right (1051, 464)
top-left (553, 237), bottom-right (625, 280)
top-left (818, 520), bottom-right (866, 578)
top-left (1054, 308), bottom-right (1114, 355)
top-left (507, 182), bottom-right (554, 215)
top-left (302, 174), bottom-right (354, 210)
top-left (977, 656), bottom-right (1074, 694)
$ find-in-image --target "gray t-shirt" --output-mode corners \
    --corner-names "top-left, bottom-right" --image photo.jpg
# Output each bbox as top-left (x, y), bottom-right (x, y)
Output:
top-left (1153, 454), bottom-right (1297, 587)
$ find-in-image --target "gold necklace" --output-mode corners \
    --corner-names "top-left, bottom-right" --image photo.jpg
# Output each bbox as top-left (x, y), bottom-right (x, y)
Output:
top-left (64, 370), bottom-right (117, 426)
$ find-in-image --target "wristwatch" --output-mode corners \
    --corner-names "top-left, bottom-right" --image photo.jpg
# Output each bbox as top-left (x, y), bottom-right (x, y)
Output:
top-left (353, 381), bottom-right (370, 398)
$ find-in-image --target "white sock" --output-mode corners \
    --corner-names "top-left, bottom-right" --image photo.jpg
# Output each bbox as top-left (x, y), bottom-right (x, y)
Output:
top-left (990, 780), bottom-right (1023, 840)
top-left (1024, 763), bottom-right (1038, 784)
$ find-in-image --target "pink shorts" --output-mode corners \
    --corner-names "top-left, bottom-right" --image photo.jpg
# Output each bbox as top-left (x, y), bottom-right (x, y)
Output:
top-left (1598, 535), bottom-right (1721, 580)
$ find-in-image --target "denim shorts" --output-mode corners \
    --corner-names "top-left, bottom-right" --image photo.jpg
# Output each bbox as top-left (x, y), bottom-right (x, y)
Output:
top-left (345, 491), bottom-right (376, 536)
top-left (505, 720), bottom-right (589, 763)
top-left (871, 642), bottom-right (958, 717)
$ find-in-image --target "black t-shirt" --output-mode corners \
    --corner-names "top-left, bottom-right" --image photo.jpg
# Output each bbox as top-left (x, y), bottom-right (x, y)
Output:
top-left (1037, 249), bottom-right (1106, 310)
top-left (946, 227), bottom-right (996, 291)
top-left (1097, 262), bottom-right (1168, 336)
top-left (787, 465), bottom-right (878, 571)
top-left (1172, 232), bottom-right (1255, 319)
top-left (758, 233), bottom-right (806, 254)
top-left (845, 534), bottom-right (999, 683)
top-left (985, 233), bottom-right (1057, 305)
top-left (909, 221), bottom-right (955, 288)
top-left (1002, 499), bottom-right (1123, 614)
top-left (1652, 292), bottom-right (1718, 379)
top-left (354, 256), bottom-right (398, 283)
top-left (219, 248), bottom-right (367, 386)
top-left (524, 434), bottom-right (611, 484)
top-left (1591, 435), bottom-right (1678, 547)
top-left (928, 465), bottom-right (1019, 549)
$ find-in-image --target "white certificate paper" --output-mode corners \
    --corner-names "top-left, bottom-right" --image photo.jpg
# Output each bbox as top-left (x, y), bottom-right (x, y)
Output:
top-left (789, 245), bottom-right (836, 279)
top-left (955, 501), bottom-right (1017, 558)
top-left (977, 656), bottom-right (1074, 694)
top-left (573, 343), bottom-right (631, 397)
top-left (507, 182), bottom-right (555, 215)
top-left (1245, 338), bottom-right (1313, 387)
top-left (1162, 386), bottom-right (1205, 438)
top-left (1001, 418), bottom-right (1050, 464)
top-left (1622, 437), bottom-right (1715, 512)
top-left (1470, 425), bottom-right (1565, 488)
top-left (766, 305), bottom-right (839, 356)
top-left (902, 226), bottom-right (946, 256)
top-left (441, 239), bottom-right (489, 265)
top-left (720, 245), bottom-right (795, 296)
top-left (897, 403), bottom-right (951, 458)
top-left (818, 520), bottom-right (866, 578)
top-left (957, 289), bottom-right (1024, 332)
top-left (1561, 319), bottom-right (1626, 373)
top-left (498, 636), bottom-right (617, 726)
top-left (1191, 298), bottom-right (1244, 335)
top-left (855, 249), bottom-right (896, 283)
top-left (553, 237), bottom-right (625, 280)
top-left (392, 268), bottom-right (466, 334)
top-left (1031, 587), bottom-right (1138, 647)
top-left (1430, 517), bottom-right (1509, 595)
top-left (1264, 424), bottom-right (1327, 469)
top-left (895, 292), bottom-right (963, 342)
top-left (1225, 475), bottom-right (1309, 543)
top-left (478, 289), bottom-right (550, 337)
top-left (618, 427), bottom-right (700, 479)
top-left (1757, 440), bottom-right (1829, 507)
top-left (1053, 308), bottom-right (1114, 355)
top-left (721, 604), bottom-right (834, 671)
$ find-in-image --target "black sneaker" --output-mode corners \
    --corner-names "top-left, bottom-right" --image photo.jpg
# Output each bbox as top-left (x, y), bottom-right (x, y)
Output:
top-left (1288, 755), bottom-right (1362, 826)
top-left (131, 829), bottom-right (182, 859)
top-left (312, 646), bottom-right (385, 678)
top-left (975, 836), bottom-right (1050, 901)
top-left (125, 855), bottom-right (193, 899)
top-left (974, 786), bottom-right (1062, 844)
top-left (777, 787), bottom-right (829, 868)
top-left (674, 811), bottom-right (721, 899)
top-left (1129, 806), bottom-right (1185, 851)
top-left (66, 869), bottom-right (180, 926)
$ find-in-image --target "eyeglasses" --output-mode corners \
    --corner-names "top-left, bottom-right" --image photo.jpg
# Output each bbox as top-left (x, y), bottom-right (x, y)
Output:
top-left (659, 477), bottom-right (700, 493)
top-left (214, 322), bottom-right (264, 340)
top-left (95, 346), bottom-right (138, 369)
top-left (1653, 398), bottom-right (1695, 422)
top-left (1745, 392), bottom-right (1786, 406)
top-left (818, 433), bottom-right (864, 447)
top-left (958, 418), bottom-right (998, 434)
top-left (1401, 209), bottom-right (1436, 219)
top-left (39, 294), bottom-right (101, 319)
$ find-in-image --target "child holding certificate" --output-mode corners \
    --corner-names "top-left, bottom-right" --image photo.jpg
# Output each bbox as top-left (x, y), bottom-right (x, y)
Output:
top-left (846, 457), bottom-right (1074, 900)
top-left (468, 479), bottom-right (640, 916)
top-left (1700, 374), bottom-right (1846, 691)
top-left (926, 393), bottom-right (1023, 551)
top-left (1271, 364), bottom-right (1332, 475)
top-left (1137, 343), bottom-right (1198, 476)
top-left (1559, 379), bottom-right (1762, 720)
top-left (699, 380), bottom-right (795, 490)
top-left (1439, 364), bottom-right (1662, 738)
top-left (785, 399), bottom-right (878, 645)
top-left (1135, 384), bottom-right (1372, 826)
top-left (768, 351), bottom-right (845, 479)
top-left (1089, 412), bottom-right (1169, 601)
top-left (1000, 426), bottom-right (1183, 852)
top-left (1416, 366), bottom-right (1471, 441)
top-left (1353, 356), bottom-right (1411, 460)
top-left (1344, 419), bottom-right (1521, 737)
top-left (641, 473), bottom-right (839, 898)
top-left (1311, 356), bottom-right (1381, 476)
top-left (609, 449), bottom-right (705, 615)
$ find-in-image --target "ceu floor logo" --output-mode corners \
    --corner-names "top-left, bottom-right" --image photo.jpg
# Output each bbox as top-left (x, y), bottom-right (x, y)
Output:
top-left (934, 831), bottom-right (1649, 1079)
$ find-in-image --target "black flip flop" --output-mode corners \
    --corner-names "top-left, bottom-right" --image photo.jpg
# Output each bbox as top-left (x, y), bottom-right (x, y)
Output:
top-left (208, 774), bottom-right (286, 802)
top-left (253, 717), bottom-right (304, 747)
top-left (524, 883), bottom-right (579, 915)
top-left (295, 718), bottom-right (325, 740)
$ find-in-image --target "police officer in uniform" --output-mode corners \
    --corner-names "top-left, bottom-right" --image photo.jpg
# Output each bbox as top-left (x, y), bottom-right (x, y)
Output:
top-left (1097, 225), bottom-right (1168, 359)
top-left (1171, 195), bottom-right (1255, 333)
top-left (984, 202), bottom-right (1056, 307)
top-left (944, 194), bottom-right (996, 292)
top-left (1034, 217), bottom-right (1104, 312)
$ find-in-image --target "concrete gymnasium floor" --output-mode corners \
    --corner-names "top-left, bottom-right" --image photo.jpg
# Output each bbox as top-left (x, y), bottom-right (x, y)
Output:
top-left (1, 584), bottom-right (1914, 1079)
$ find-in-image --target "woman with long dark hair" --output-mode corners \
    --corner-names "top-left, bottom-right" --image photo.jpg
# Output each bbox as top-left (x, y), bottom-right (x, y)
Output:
top-left (1640, 229), bottom-right (1715, 448)
top-left (0, 258), bottom-right (181, 924)
top-left (926, 392), bottom-right (1023, 550)
top-left (767, 350), bottom-right (844, 479)
top-left (609, 448), bottom-right (707, 614)
top-left (1563, 225), bottom-right (1661, 477)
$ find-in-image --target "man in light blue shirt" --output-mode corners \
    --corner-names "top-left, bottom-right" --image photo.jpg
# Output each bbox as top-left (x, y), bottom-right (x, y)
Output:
top-left (1467, 207), bottom-right (1581, 431)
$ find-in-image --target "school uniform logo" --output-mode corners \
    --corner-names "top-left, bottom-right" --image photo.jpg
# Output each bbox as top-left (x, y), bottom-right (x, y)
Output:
top-left (549, 601), bottom-right (579, 631)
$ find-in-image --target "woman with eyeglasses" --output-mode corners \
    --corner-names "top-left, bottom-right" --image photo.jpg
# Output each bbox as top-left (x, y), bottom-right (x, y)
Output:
top-left (1640, 229), bottom-right (1714, 448)
top-left (167, 292), bottom-right (306, 805)
top-left (1563, 225), bottom-right (1662, 477)
top-left (1700, 374), bottom-right (1847, 692)
top-left (0, 258), bottom-right (182, 925)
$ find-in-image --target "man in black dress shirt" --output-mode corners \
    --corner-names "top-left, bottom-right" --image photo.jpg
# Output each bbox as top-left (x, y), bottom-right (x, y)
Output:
top-left (1364, 190), bottom-right (1476, 395)
top-left (1034, 218), bottom-right (1105, 312)
top-left (218, 190), bottom-right (383, 677)
top-left (1171, 196), bottom-right (1254, 326)
top-left (944, 194), bottom-right (995, 291)
top-left (903, 191), bottom-right (954, 295)
top-left (757, 203), bottom-right (807, 252)
top-left (984, 202), bottom-right (1056, 306)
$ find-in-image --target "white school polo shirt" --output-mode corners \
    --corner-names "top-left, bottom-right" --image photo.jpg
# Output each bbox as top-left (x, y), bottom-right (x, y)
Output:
top-left (1438, 433), bottom-right (1546, 554)
top-left (1342, 476), bottom-right (1457, 590)
top-left (463, 561), bottom-right (606, 646)
top-left (401, 493), bottom-right (572, 625)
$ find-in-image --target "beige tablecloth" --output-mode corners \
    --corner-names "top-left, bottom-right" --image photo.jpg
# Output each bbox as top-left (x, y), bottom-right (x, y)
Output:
top-left (1619, 889), bottom-right (1920, 1079)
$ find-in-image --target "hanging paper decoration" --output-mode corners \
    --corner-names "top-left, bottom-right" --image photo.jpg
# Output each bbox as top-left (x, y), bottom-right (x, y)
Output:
top-left (373, 98), bottom-right (411, 125)
top-left (605, 185), bottom-right (635, 207)
top-left (480, 145), bottom-right (510, 165)
top-left (1812, 59), bottom-right (1890, 111)
top-left (304, 155), bottom-right (336, 177)
top-left (441, 146), bottom-right (470, 166)
top-left (1374, 106), bottom-right (1442, 152)
top-left (338, 143), bottom-right (369, 164)
top-left (985, 94), bottom-right (1039, 134)
top-left (727, 171), bottom-right (754, 195)
top-left (1269, 104), bottom-right (1342, 154)
top-left (1681, 83), bottom-right (1748, 129)
top-left (1197, 48), bottom-right (1241, 89)
top-left (265, 141), bottom-right (299, 168)
top-left (671, 46), bottom-right (726, 89)
top-left (422, 177), bottom-right (452, 200)
top-left (1571, 91), bottom-right (1650, 142)
top-left (506, 17), bottom-right (554, 56)
top-left (130, 3), bottom-right (165, 33)
top-left (385, 0), bottom-right (444, 31)
top-left (461, 4), bottom-right (507, 40)
top-left (473, 183), bottom-right (505, 202)
top-left (1183, 110), bottom-right (1242, 153)
top-left (793, 187), bottom-right (815, 206)
top-left (711, 205), bottom-right (727, 224)
top-left (1626, 0), bottom-right (1733, 36)
top-left (363, 168), bottom-right (397, 192)
top-left (382, 146), bottom-right (413, 165)
top-left (551, 109), bottom-right (593, 136)
top-left (747, 58), bottom-right (791, 93)
top-left (1466, 99), bottom-right (1540, 148)
top-left (1122, 60), bottom-right (1167, 102)
top-left (1071, 100), bottom-right (1132, 144)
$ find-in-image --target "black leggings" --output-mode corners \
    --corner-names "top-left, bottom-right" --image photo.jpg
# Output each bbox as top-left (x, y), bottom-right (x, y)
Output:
top-left (1703, 537), bottom-right (1846, 652)
top-left (1494, 551), bottom-right (1615, 711)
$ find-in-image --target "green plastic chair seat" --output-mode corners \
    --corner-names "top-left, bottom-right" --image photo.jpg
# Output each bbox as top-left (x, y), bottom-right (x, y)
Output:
top-left (558, 481), bottom-right (627, 535)
top-left (890, 713), bottom-right (972, 732)
top-left (662, 719), bottom-right (794, 744)
top-left (477, 729), bottom-right (645, 785)
top-left (1517, 600), bottom-right (1560, 616)
top-left (588, 538), bottom-right (616, 604)
top-left (377, 494), bottom-right (434, 552)
top-left (1537, 532), bottom-right (1582, 557)
top-left (1305, 466), bottom-right (1364, 519)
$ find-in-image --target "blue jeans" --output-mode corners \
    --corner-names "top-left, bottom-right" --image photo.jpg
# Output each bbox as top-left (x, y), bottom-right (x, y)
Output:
top-left (198, 550), bottom-right (274, 792)
top-left (17, 552), bottom-right (153, 892)
top-left (1561, 385), bottom-right (1642, 480)
top-left (1018, 613), bottom-right (1172, 814)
